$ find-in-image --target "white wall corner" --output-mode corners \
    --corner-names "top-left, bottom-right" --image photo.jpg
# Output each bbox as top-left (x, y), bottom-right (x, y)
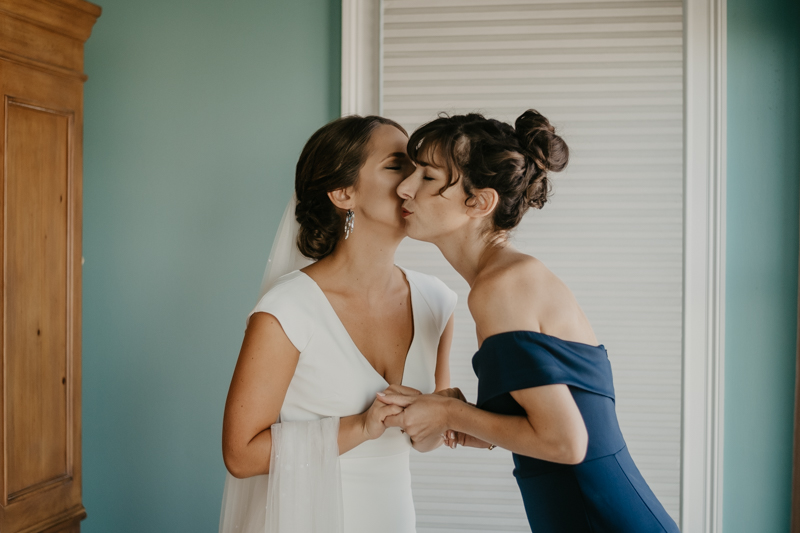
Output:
top-left (682, 0), bottom-right (727, 531)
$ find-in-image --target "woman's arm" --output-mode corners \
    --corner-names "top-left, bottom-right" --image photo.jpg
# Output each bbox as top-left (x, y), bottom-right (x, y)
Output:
top-left (222, 312), bottom-right (402, 478)
top-left (433, 313), bottom-right (455, 392)
top-left (407, 313), bottom-right (455, 453)
top-left (452, 385), bottom-right (587, 463)
top-left (380, 383), bottom-right (588, 464)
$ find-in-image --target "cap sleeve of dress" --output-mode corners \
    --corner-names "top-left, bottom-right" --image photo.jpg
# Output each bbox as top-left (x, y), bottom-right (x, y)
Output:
top-left (472, 331), bottom-right (614, 406)
top-left (246, 271), bottom-right (313, 353)
top-left (403, 268), bottom-right (457, 337)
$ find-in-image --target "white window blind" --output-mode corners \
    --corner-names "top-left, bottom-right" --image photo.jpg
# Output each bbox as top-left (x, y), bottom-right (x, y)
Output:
top-left (381, 1), bottom-right (684, 530)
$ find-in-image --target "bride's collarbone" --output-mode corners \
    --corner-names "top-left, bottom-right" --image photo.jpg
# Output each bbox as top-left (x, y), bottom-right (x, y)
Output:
top-left (324, 278), bottom-right (412, 327)
top-left (331, 295), bottom-right (414, 378)
top-left (337, 297), bottom-right (413, 342)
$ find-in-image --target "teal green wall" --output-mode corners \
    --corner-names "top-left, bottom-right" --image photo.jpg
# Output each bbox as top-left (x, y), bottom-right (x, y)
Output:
top-left (724, 0), bottom-right (799, 531)
top-left (82, 1), bottom-right (340, 530)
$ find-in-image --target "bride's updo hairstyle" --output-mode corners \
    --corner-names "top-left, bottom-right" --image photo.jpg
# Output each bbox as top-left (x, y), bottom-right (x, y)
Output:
top-left (407, 109), bottom-right (568, 234)
top-left (295, 115), bottom-right (406, 260)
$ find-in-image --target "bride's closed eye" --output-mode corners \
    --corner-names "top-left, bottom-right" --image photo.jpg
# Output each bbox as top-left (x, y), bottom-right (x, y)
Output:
top-left (385, 159), bottom-right (407, 171)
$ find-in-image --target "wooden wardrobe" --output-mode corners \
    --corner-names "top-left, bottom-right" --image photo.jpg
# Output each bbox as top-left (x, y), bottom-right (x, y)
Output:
top-left (0, 0), bottom-right (100, 531)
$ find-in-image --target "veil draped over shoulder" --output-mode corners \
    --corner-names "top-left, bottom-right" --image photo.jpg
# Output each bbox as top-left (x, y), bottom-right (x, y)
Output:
top-left (219, 195), bottom-right (343, 533)
top-left (257, 193), bottom-right (313, 300)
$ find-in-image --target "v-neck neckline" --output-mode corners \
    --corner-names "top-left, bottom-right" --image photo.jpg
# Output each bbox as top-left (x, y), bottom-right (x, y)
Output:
top-left (299, 266), bottom-right (417, 386)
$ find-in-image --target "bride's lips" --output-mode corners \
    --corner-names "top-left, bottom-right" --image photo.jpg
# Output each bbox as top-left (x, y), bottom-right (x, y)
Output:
top-left (401, 208), bottom-right (413, 218)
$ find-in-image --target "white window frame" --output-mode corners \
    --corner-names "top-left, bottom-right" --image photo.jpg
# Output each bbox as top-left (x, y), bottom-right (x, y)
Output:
top-left (340, 1), bottom-right (727, 530)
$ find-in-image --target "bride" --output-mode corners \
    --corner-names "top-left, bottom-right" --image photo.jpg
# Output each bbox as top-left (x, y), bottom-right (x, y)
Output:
top-left (219, 115), bottom-right (458, 533)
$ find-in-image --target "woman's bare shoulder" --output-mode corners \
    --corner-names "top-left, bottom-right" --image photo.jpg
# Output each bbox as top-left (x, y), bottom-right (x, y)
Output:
top-left (471, 251), bottom-right (553, 296)
top-left (468, 252), bottom-right (552, 335)
top-left (468, 251), bottom-right (595, 344)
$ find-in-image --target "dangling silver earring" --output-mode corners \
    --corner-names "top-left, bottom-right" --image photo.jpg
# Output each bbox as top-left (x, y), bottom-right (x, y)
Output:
top-left (344, 209), bottom-right (355, 239)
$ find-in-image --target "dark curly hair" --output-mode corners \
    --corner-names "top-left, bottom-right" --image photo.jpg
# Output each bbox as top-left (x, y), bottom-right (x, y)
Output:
top-left (295, 115), bottom-right (406, 260)
top-left (407, 109), bottom-right (568, 233)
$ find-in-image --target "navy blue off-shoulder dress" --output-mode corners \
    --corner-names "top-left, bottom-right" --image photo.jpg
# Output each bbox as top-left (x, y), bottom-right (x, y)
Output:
top-left (472, 331), bottom-right (680, 533)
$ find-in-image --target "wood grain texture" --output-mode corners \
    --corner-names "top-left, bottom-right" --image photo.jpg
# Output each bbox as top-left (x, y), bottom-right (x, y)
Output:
top-left (0, 0), bottom-right (100, 40)
top-left (0, 0), bottom-right (98, 531)
top-left (16, 505), bottom-right (86, 533)
top-left (6, 101), bottom-right (71, 500)
top-left (0, 13), bottom-right (85, 73)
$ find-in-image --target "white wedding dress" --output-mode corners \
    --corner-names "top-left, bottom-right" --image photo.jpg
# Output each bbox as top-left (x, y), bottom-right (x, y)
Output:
top-left (247, 266), bottom-right (456, 533)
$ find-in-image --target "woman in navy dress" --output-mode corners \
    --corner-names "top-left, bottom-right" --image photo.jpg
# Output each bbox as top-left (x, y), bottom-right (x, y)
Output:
top-left (378, 110), bottom-right (680, 532)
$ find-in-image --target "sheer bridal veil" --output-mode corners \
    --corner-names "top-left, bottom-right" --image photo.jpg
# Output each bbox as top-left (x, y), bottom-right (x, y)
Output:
top-left (256, 193), bottom-right (312, 300)
top-left (219, 195), bottom-right (343, 533)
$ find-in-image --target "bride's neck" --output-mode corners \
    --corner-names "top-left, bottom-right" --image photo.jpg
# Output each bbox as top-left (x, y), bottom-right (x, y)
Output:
top-left (311, 226), bottom-right (403, 294)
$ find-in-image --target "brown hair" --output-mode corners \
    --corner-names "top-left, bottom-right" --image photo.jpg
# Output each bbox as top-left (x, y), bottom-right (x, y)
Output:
top-left (295, 115), bottom-right (406, 260)
top-left (407, 109), bottom-right (568, 233)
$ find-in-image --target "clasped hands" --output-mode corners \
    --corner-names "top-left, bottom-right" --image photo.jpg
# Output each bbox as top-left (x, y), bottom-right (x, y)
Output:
top-left (362, 384), bottom-right (491, 450)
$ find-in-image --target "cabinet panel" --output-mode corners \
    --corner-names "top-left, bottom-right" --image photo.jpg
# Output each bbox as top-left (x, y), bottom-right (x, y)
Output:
top-left (5, 100), bottom-right (73, 500)
top-left (0, 1), bottom-right (99, 530)
top-left (0, 63), bottom-right (84, 533)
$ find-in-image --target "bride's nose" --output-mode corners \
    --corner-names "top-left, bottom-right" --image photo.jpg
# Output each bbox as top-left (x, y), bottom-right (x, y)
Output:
top-left (396, 174), bottom-right (415, 199)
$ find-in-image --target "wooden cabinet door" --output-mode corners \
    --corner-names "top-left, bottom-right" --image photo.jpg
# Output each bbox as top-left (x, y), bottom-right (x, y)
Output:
top-left (0, 1), bottom-right (100, 531)
top-left (1, 65), bottom-right (84, 533)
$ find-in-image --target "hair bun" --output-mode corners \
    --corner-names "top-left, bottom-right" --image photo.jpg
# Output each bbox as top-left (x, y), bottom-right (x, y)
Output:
top-left (515, 109), bottom-right (569, 173)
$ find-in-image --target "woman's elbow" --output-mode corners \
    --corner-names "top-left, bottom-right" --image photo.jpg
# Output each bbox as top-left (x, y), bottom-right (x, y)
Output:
top-left (223, 458), bottom-right (245, 479)
top-left (539, 423), bottom-right (587, 465)
top-left (223, 448), bottom-right (245, 479)
top-left (560, 441), bottom-right (588, 465)
top-left (223, 445), bottom-right (264, 479)
top-left (556, 429), bottom-right (588, 465)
